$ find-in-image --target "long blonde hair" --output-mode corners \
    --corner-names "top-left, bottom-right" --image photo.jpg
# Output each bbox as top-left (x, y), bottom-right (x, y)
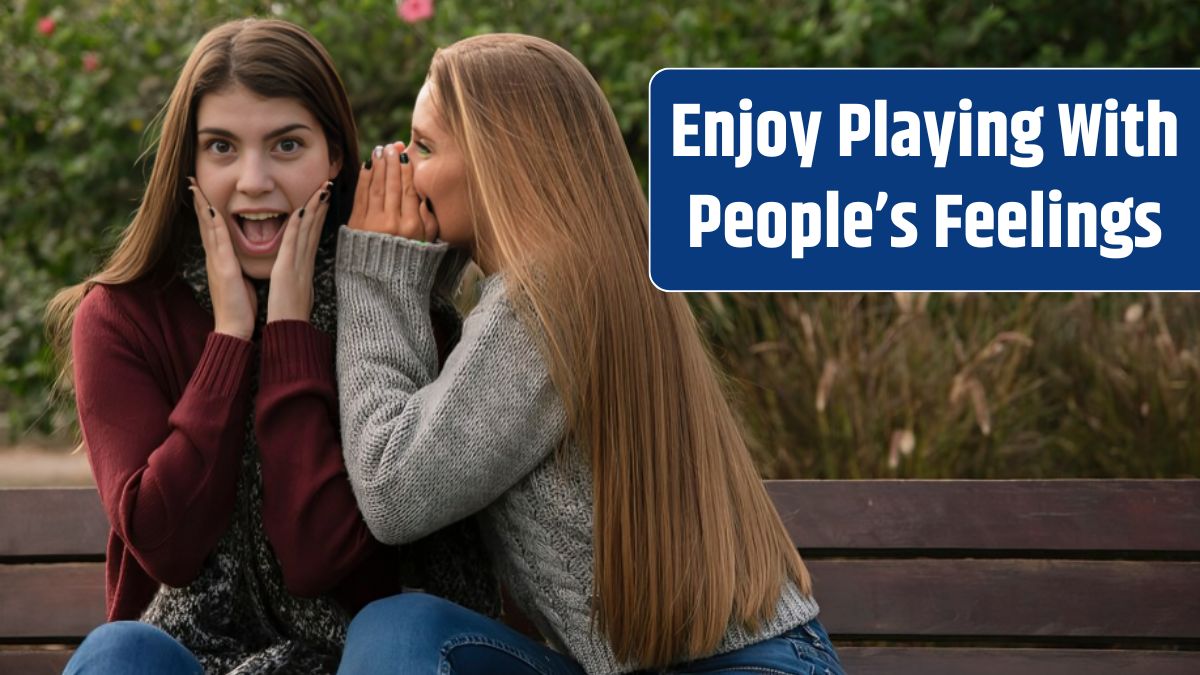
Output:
top-left (428, 34), bottom-right (812, 668)
top-left (45, 18), bottom-right (359, 392)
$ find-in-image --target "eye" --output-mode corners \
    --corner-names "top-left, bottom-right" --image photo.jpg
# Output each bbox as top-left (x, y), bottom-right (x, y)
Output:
top-left (205, 139), bottom-right (234, 154)
top-left (413, 141), bottom-right (432, 156)
top-left (276, 137), bottom-right (304, 154)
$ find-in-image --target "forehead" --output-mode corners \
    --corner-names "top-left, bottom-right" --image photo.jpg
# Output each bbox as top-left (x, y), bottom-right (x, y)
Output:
top-left (412, 83), bottom-right (446, 135)
top-left (195, 84), bottom-right (319, 135)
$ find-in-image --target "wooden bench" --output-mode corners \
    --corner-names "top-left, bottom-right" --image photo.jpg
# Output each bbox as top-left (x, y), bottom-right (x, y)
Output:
top-left (2, 481), bottom-right (1198, 673)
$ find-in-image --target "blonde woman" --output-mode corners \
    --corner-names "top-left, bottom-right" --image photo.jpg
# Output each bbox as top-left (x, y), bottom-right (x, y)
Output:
top-left (335, 34), bottom-right (844, 674)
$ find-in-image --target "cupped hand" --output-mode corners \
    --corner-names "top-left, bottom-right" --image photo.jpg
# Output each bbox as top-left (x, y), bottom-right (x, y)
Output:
top-left (267, 180), bottom-right (333, 323)
top-left (346, 142), bottom-right (438, 242)
top-left (189, 177), bottom-right (257, 340)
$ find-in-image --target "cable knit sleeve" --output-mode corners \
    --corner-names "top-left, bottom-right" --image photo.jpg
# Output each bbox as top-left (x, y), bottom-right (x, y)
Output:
top-left (335, 227), bottom-right (564, 545)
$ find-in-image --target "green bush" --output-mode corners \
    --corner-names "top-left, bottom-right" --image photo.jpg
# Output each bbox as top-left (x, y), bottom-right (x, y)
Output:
top-left (2, 1), bottom-right (1197, 475)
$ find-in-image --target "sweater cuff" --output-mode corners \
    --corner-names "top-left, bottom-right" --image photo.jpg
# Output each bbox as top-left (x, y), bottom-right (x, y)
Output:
top-left (260, 320), bottom-right (333, 385)
top-left (191, 332), bottom-right (254, 396)
top-left (337, 226), bottom-right (447, 290)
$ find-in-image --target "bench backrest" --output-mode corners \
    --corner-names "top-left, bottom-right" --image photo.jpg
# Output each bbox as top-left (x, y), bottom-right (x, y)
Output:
top-left (2, 480), bottom-right (1198, 674)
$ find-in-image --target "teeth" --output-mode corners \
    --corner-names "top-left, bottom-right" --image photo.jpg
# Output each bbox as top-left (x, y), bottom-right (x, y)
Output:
top-left (240, 213), bottom-right (284, 221)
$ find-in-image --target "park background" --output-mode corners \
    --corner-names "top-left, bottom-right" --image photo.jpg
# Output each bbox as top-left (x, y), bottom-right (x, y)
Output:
top-left (1, 0), bottom-right (1198, 486)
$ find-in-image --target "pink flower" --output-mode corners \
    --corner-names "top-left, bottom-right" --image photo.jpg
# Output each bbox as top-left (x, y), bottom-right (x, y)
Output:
top-left (37, 16), bottom-right (56, 36)
top-left (82, 52), bottom-right (100, 72)
top-left (397, 0), bottom-right (434, 23)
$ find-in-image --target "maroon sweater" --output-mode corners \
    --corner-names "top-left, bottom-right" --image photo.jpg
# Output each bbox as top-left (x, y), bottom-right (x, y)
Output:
top-left (73, 274), bottom-right (399, 621)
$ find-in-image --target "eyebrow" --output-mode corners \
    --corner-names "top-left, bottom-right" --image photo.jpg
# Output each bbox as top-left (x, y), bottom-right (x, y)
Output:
top-left (196, 123), bottom-right (313, 140)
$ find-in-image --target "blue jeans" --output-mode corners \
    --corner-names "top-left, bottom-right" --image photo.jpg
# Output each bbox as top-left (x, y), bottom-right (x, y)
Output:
top-left (63, 621), bottom-right (203, 675)
top-left (338, 592), bottom-right (844, 675)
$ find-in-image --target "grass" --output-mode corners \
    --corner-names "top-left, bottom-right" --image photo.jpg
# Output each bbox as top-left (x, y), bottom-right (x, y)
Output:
top-left (698, 292), bottom-right (1200, 479)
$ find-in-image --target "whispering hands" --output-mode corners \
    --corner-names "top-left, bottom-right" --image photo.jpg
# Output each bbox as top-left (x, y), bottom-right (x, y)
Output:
top-left (346, 142), bottom-right (439, 242)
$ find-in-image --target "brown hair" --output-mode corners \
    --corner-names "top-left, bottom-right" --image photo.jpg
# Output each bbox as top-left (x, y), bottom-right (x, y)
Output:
top-left (427, 34), bottom-right (812, 668)
top-left (46, 18), bottom-right (359, 391)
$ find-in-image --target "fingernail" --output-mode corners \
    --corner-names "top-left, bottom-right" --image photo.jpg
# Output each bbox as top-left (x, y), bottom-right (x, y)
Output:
top-left (364, 158), bottom-right (373, 170)
top-left (385, 144), bottom-right (396, 157)
top-left (373, 145), bottom-right (383, 158)
top-left (298, 207), bottom-right (306, 219)
top-left (399, 152), bottom-right (409, 165)
top-left (207, 206), bottom-right (215, 219)
top-left (319, 190), bottom-right (330, 204)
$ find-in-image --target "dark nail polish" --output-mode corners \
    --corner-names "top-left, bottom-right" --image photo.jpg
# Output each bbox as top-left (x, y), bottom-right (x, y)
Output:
top-left (319, 190), bottom-right (330, 204)
top-left (364, 157), bottom-right (373, 170)
top-left (207, 206), bottom-right (215, 219)
top-left (399, 152), bottom-right (409, 165)
top-left (298, 207), bottom-right (306, 219)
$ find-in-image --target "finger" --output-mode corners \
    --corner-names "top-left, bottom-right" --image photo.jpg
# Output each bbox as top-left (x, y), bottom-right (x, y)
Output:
top-left (301, 181), bottom-right (332, 259)
top-left (279, 180), bottom-right (329, 269)
top-left (367, 145), bottom-right (386, 219)
top-left (397, 146), bottom-right (424, 240)
top-left (383, 142), bottom-right (404, 217)
top-left (419, 197), bottom-right (440, 243)
top-left (189, 181), bottom-right (216, 250)
top-left (275, 199), bottom-right (303, 269)
top-left (348, 161), bottom-right (371, 230)
top-left (188, 182), bottom-right (238, 268)
top-left (205, 203), bottom-right (238, 267)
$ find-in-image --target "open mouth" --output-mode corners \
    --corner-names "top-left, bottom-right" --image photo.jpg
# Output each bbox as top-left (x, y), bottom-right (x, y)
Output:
top-left (232, 212), bottom-right (288, 254)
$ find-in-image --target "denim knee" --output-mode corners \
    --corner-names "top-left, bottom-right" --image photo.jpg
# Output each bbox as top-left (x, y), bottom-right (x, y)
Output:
top-left (64, 621), bottom-right (201, 675)
top-left (351, 592), bottom-right (465, 642)
top-left (342, 593), bottom-right (467, 673)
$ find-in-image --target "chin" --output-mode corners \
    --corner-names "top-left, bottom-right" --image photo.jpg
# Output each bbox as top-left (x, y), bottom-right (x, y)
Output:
top-left (239, 259), bottom-right (275, 280)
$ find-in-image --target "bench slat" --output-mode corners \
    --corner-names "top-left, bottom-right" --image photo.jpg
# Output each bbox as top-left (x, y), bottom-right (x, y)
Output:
top-left (768, 480), bottom-right (1200, 552)
top-left (0, 649), bottom-right (73, 674)
top-left (838, 647), bottom-right (1200, 675)
top-left (7, 482), bottom-right (1199, 559)
top-left (0, 564), bottom-right (106, 639)
top-left (5, 559), bottom-right (1198, 643)
top-left (812, 559), bottom-right (1200, 639)
top-left (0, 488), bottom-right (107, 558)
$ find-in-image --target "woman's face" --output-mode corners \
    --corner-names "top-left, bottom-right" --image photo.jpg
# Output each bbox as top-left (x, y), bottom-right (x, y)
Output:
top-left (194, 84), bottom-right (341, 279)
top-left (410, 82), bottom-right (478, 250)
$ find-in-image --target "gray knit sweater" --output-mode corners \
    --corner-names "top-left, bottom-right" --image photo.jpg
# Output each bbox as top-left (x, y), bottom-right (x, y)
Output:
top-left (335, 227), bottom-right (819, 674)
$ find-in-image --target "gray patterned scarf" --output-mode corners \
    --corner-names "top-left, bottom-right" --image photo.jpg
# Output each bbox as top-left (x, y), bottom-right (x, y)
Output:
top-left (142, 224), bottom-right (497, 675)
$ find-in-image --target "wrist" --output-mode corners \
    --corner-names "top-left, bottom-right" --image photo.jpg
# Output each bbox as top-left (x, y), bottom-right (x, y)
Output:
top-left (266, 302), bottom-right (312, 324)
top-left (214, 326), bottom-right (253, 341)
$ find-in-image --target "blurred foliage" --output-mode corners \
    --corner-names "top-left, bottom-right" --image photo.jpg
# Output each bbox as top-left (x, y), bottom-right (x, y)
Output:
top-left (1, 1), bottom-right (1197, 476)
top-left (706, 292), bottom-right (1200, 479)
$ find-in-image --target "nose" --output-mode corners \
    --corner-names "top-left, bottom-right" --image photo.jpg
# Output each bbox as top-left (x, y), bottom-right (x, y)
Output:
top-left (236, 152), bottom-right (274, 196)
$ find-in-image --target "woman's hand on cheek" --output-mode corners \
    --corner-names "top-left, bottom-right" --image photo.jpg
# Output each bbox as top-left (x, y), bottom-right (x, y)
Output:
top-left (189, 177), bottom-right (257, 340)
top-left (345, 142), bottom-right (435, 242)
top-left (267, 180), bottom-right (332, 323)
